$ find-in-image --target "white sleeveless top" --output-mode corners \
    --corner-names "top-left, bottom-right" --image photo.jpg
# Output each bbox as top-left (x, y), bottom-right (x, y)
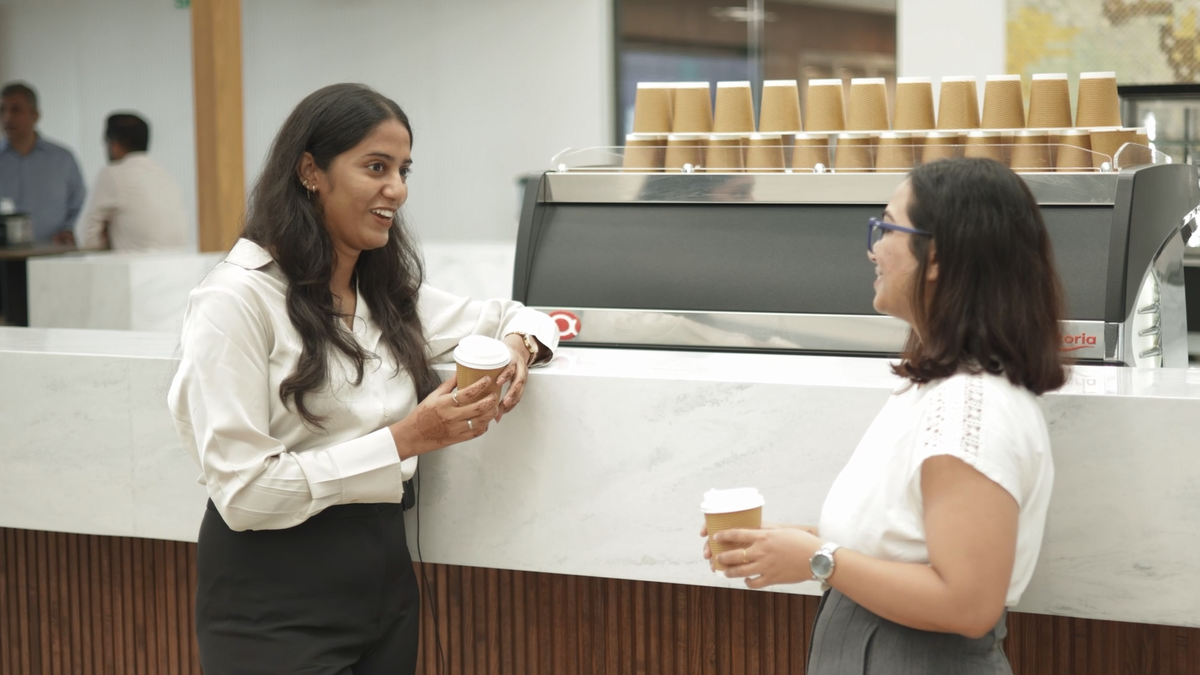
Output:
top-left (818, 371), bottom-right (1054, 606)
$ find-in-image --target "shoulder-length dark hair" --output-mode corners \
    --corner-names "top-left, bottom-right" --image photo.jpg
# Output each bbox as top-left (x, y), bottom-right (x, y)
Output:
top-left (896, 158), bottom-right (1067, 395)
top-left (242, 83), bottom-right (439, 426)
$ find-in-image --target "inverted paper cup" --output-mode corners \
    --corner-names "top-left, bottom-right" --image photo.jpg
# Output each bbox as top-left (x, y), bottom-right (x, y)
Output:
top-left (714, 81), bottom-right (755, 134)
top-left (746, 133), bottom-right (786, 172)
top-left (894, 76), bottom-right (935, 131)
top-left (792, 133), bottom-right (832, 171)
top-left (665, 133), bottom-right (704, 170)
top-left (982, 75), bottom-right (1025, 129)
top-left (633, 83), bottom-right (674, 134)
top-left (622, 133), bottom-right (667, 172)
top-left (701, 488), bottom-right (765, 571)
top-left (938, 76), bottom-right (980, 130)
top-left (1028, 73), bottom-right (1072, 129)
top-left (847, 78), bottom-right (889, 131)
top-left (672, 82), bottom-right (714, 134)
top-left (922, 131), bottom-right (961, 164)
top-left (964, 130), bottom-right (1005, 164)
top-left (704, 134), bottom-right (746, 172)
top-left (875, 132), bottom-right (914, 172)
top-left (760, 80), bottom-right (803, 133)
top-left (834, 132), bottom-right (874, 172)
top-left (1090, 128), bottom-right (1136, 168)
top-left (454, 335), bottom-right (511, 400)
top-left (1076, 72), bottom-right (1121, 128)
top-left (1055, 129), bottom-right (1093, 172)
top-left (805, 79), bottom-right (847, 132)
top-left (1011, 131), bottom-right (1051, 171)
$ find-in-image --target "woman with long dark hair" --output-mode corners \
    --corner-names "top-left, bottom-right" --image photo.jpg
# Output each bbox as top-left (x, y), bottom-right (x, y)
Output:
top-left (169, 83), bottom-right (558, 674)
top-left (706, 158), bottom-right (1066, 673)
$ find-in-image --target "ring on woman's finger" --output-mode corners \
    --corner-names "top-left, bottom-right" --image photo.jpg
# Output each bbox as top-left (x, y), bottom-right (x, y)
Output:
top-left (452, 391), bottom-right (460, 405)
top-left (467, 418), bottom-right (474, 431)
top-left (742, 549), bottom-right (748, 564)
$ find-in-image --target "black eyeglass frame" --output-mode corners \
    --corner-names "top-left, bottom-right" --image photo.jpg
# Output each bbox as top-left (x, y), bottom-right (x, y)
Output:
top-left (867, 217), bottom-right (932, 253)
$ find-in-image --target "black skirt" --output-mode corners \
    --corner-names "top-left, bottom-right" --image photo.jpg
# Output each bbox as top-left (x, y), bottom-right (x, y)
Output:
top-left (196, 500), bottom-right (420, 675)
top-left (808, 589), bottom-right (1013, 675)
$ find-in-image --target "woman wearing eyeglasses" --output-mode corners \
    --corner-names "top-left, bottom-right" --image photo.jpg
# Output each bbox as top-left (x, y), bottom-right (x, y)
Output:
top-left (704, 158), bottom-right (1066, 674)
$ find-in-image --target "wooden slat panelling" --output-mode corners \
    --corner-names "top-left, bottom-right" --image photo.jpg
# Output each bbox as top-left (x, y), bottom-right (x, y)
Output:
top-left (2, 527), bottom-right (1199, 674)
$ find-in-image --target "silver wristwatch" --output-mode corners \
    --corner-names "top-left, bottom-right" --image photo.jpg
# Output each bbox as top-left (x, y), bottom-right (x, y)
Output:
top-left (809, 543), bottom-right (842, 584)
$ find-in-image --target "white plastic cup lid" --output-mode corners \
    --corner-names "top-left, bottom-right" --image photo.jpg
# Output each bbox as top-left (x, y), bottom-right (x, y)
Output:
top-left (701, 488), bottom-right (765, 514)
top-left (454, 335), bottom-right (511, 370)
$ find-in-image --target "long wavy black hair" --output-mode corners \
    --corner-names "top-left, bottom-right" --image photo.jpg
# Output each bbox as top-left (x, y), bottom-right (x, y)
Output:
top-left (242, 83), bottom-right (440, 427)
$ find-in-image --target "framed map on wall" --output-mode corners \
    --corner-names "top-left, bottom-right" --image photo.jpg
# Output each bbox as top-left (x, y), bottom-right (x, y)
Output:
top-left (1008, 0), bottom-right (1200, 83)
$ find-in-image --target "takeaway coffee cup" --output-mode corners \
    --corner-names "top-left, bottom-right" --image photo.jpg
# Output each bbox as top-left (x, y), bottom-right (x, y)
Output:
top-left (454, 335), bottom-right (511, 400)
top-left (702, 488), bottom-right (765, 571)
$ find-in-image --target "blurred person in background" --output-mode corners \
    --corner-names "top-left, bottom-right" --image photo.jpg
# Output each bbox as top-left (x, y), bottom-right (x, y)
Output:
top-left (77, 112), bottom-right (188, 251)
top-left (0, 81), bottom-right (85, 245)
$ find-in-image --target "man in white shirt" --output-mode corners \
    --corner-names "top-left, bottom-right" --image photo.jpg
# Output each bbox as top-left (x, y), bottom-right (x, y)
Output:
top-left (76, 113), bottom-right (188, 251)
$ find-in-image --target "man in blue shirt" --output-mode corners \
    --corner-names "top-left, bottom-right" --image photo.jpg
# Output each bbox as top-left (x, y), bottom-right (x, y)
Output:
top-left (0, 82), bottom-right (86, 244)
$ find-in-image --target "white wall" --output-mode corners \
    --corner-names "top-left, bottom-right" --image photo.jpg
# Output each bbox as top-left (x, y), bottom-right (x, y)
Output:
top-left (0, 0), bottom-right (612, 246)
top-left (896, 0), bottom-right (1006, 102)
top-left (0, 0), bottom-right (198, 248)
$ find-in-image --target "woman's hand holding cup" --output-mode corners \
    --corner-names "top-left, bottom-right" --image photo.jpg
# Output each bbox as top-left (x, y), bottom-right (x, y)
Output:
top-left (391, 376), bottom-right (499, 460)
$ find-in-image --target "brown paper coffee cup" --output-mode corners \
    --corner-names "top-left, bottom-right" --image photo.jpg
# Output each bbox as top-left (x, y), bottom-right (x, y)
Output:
top-left (1028, 73), bottom-right (1072, 129)
top-left (704, 134), bottom-right (745, 172)
top-left (875, 132), bottom-right (914, 172)
top-left (672, 82), bottom-right (714, 134)
top-left (894, 77), bottom-right (935, 131)
top-left (714, 81), bottom-right (755, 134)
top-left (805, 79), bottom-right (847, 132)
top-left (746, 133), bottom-right (786, 172)
top-left (922, 132), bottom-right (961, 164)
top-left (847, 78), bottom-right (889, 131)
top-left (834, 132), bottom-right (873, 172)
top-left (454, 335), bottom-right (512, 400)
top-left (633, 83), bottom-right (674, 134)
top-left (457, 364), bottom-right (506, 400)
top-left (982, 75), bottom-right (1025, 129)
top-left (1010, 131), bottom-right (1051, 171)
top-left (622, 133), bottom-right (667, 172)
top-left (664, 134), bottom-right (704, 170)
top-left (759, 80), bottom-right (803, 133)
top-left (792, 132), bottom-right (832, 171)
top-left (938, 76), bottom-right (980, 131)
top-left (964, 130), bottom-right (1004, 163)
top-left (1090, 127), bottom-right (1136, 168)
top-left (1055, 129), bottom-right (1093, 171)
top-left (705, 507), bottom-right (763, 571)
top-left (1076, 72), bottom-right (1121, 128)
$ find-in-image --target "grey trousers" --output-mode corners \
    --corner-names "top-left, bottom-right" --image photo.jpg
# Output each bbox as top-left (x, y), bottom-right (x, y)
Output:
top-left (807, 589), bottom-right (1013, 675)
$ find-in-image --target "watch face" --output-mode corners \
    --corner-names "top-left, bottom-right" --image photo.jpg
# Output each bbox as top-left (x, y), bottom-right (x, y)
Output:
top-left (812, 553), bottom-right (834, 579)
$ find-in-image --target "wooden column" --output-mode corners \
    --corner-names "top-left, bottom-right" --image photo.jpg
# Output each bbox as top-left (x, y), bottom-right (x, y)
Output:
top-left (190, 0), bottom-right (245, 253)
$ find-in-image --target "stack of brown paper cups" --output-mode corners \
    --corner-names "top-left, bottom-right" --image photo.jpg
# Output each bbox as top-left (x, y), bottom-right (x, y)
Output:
top-left (714, 81), bottom-right (756, 134)
top-left (1010, 130), bottom-right (1051, 171)
top-left (704, 133), bottom-right (746, 172)
top-left (672, 82), bottom-right (714, 134)
top-left (964, 130), bottom-right (1005, 163)
top-left (937, 76), bottom-right (980, 130)
top-left (847, 78), bottom-right (890, 131)
top-left (1076, 72), bottom-right (1121, 128)
top-left (1090, 128), bottom-right (1136, 168)
top-left (664, 134), bottom-right (704, 170)
top-left (632, 83), bottom-right (674, 134)
top-left (875, 132), bottom-right (915, 172)
top-left (1028, 73), bottom-right (1072, 129)
top-left (805, 79), bottom-right (847, 132)
top-left (792, 133), bottom-right (832, 171)
top-left (834, 133), bottom-right (873, 172)
top-left (922, 131), bottom-right (961, 163)
top-left (982, 75), bottom-right (1025, 129)
top-left (760, 80), bottom-right (803, 133)
top-left (894, 76), bottom-right (936, 131)
top-left (622, 133), bottom-right (667, 171)
top-left (1055, 129), bottom-right (1093, 171)
top-left (746, 133), bottom-right (786, 172)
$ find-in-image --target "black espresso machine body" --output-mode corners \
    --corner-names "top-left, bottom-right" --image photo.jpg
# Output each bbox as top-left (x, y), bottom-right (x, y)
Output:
top-left (514, 164), bottom-right (1200, 367)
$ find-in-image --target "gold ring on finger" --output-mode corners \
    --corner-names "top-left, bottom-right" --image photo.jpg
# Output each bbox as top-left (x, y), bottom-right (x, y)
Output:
top-left (452, 391), bottom-right (460, 405)
top-left (742, 549), bottom-right (748, 564)
top-left (467, 418), bottom-right (474, 431)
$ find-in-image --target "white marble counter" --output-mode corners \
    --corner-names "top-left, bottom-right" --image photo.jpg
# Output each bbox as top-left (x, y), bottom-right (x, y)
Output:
top-left (2, 326), bottom-right (1199, 628)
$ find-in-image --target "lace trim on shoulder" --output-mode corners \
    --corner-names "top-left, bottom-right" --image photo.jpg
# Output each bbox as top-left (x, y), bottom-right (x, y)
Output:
top-left (921, 374), bottom-right (985, 460)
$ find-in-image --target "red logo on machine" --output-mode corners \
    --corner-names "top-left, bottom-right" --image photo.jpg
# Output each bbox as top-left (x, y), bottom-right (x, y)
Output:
top-left (550, 311), bottom-right (581, 340)
top-left (1061, 333), bottom-right (1098, 352)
